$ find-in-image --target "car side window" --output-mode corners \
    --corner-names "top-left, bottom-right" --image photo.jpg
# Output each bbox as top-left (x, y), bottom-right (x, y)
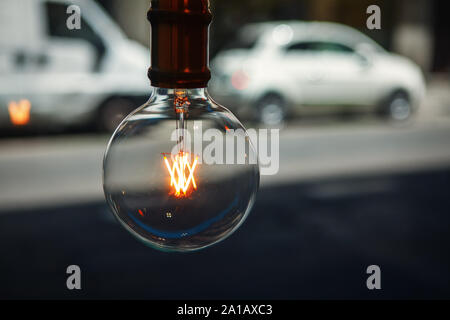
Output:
top-left (286, 41), bottom-right (354, 54)
top-left (44, 1), bottom-right (106, 70)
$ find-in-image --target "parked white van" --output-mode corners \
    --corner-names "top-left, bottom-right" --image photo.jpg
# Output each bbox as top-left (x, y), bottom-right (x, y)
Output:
top-left (0, 0), bottom-right (150, 131)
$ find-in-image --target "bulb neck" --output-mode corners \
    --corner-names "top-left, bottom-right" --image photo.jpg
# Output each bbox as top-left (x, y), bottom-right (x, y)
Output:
top-left (147, 0), bottom-right (212, 89)
top-left (152, 87), bottom-right (208, 97)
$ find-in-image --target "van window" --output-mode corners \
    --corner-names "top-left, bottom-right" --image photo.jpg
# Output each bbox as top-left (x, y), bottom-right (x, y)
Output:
top-left (286, 41), bottom-right (354, 54)
top-left (44, 1), bottom-right (106, 71)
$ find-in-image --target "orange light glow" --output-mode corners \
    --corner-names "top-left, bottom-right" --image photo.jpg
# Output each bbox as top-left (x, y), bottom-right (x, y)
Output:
top-left (231, 69), bottom-right (250, 91)
top-left (164, 152), bottom-right (199, 198)
top-left (8, 99), bottom-right (31, 126)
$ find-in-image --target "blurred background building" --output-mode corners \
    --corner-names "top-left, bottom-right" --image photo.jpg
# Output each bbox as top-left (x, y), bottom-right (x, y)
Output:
top-left (99, 0), bottom-right (450, 73)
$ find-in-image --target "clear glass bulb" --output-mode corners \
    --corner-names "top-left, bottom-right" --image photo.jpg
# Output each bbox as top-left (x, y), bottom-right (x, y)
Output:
top-left (103, 88), bottom-right (259, 252)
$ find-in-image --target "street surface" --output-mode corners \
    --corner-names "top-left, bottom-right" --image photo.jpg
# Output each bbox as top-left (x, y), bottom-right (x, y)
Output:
top-left (0, 90), bottom-right (450, 298)
top-left (0, 115), bottom-right (450, 211)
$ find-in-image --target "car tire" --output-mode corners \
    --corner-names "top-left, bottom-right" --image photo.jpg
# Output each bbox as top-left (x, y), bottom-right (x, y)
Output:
top-left (257, 94), bottom-right (286, 126)
top-left (98, 98), bottom-right (136, 132)
top-left (382, 91), bottom-right (413, 121)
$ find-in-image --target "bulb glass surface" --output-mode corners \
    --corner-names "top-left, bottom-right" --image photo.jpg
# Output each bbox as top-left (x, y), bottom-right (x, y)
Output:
top-left (103, 88), bottom-right (259, 252)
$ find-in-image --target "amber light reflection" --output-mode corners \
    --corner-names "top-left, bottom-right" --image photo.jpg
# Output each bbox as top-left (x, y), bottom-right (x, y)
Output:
top-left (163, 152), bottom-right (199, 198)
top-left (8, 99), bottom-right (31, 126)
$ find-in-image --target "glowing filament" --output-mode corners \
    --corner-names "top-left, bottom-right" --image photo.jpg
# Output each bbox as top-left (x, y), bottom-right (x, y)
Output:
top-left (164, 152), bottom-right (198, 197)
top-left (8, 99), bottom-right (31, 126)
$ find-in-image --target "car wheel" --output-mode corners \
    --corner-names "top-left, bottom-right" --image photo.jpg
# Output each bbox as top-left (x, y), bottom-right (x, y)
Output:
top-left (257, 94), bottom-right (286, 126)
top-left (98, 98), bottom-right (135, 132)
top-left (384, 92), bottom-right (412, 121)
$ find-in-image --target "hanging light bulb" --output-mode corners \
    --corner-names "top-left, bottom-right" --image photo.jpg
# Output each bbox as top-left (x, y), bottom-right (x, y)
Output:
top-left (103, 0), bottom-right (259, 252)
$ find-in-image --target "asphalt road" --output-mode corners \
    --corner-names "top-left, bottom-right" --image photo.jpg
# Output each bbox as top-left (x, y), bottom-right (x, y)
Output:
top-left (0, 116), bottom-right (450, 299)
top-left (1, 116), bottom-right (450, 211)
top-left (0, 167), bottom-right (449, 299)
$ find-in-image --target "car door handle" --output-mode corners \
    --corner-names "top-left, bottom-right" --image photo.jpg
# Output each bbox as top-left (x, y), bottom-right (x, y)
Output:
top-left (35, 53), bottom-right (49, 67)
top-left (307, 71), bottom-right (326, 83)
top-left (14, 51), bottom-right (48, 68)
top-left (14, 51), bottom-right (27, 68)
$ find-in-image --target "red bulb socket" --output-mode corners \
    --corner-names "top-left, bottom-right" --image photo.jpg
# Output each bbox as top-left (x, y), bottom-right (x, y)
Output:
top-left (147, 0), bottom-right (212, 88)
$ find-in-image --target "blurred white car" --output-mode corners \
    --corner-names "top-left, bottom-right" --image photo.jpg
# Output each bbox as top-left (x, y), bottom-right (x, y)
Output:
top-left (210, 21), bottom-right (426, 125)
top-left (0, 0), bottom-right (150, 131)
